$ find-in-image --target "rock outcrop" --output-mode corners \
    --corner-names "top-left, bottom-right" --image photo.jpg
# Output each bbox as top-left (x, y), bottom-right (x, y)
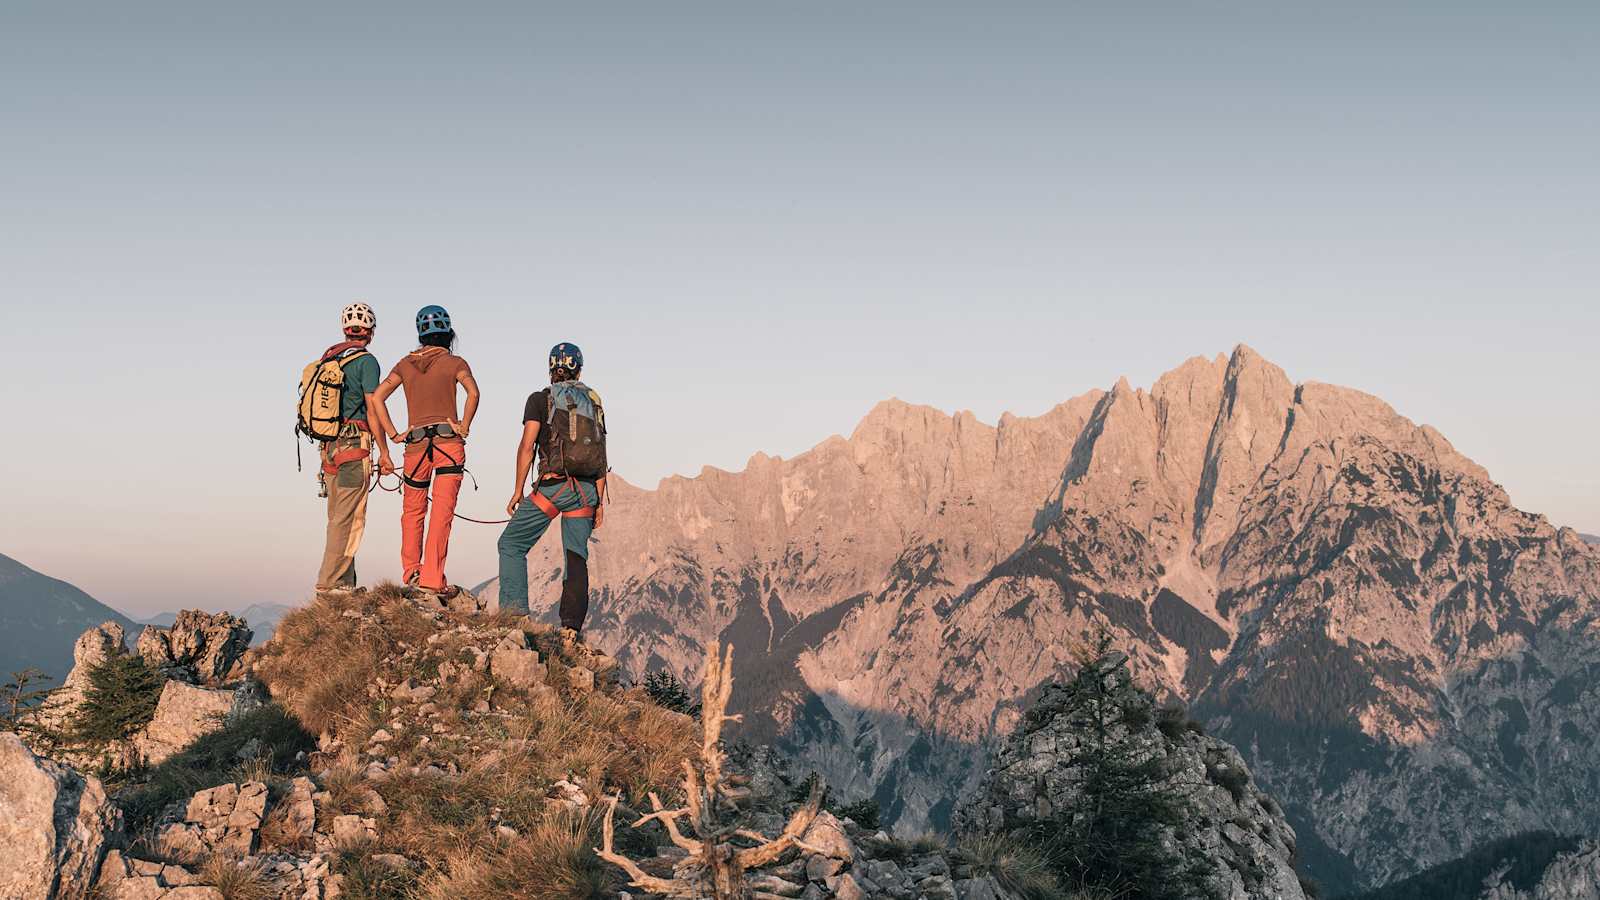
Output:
top-left (478, 345), bottom-right (1600, 892)
top-left (136, 610), bottom-right (253, 685)
top-left (957, 653), bottom-right (1306, 900)
top-left (35, 621), bottom-right (131, 734)
top-left (27, 611), bottom-right (262, 770)
top-left (1478, 841), bottom-right (1600, 899)
top-left (0, 731), bottom-right (123, 900)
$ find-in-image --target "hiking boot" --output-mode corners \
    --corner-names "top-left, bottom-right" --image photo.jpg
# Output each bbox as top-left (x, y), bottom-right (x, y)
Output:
top-left (560, 627), bottom-right (583, 651)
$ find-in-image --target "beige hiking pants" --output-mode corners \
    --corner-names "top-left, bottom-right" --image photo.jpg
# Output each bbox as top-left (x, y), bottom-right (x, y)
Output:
top-left (316, 427), bottom-right (372, 590)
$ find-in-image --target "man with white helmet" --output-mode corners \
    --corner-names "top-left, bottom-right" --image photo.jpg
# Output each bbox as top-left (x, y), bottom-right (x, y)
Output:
top-left (313, 302), bottom-right (383, 592)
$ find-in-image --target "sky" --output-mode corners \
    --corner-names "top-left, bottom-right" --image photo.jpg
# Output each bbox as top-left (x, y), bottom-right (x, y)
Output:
top-left (1, 3), bottom-right (1595, 616)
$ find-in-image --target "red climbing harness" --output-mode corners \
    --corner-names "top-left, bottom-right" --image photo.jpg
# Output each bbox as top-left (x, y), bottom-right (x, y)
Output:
top-left (528, 475), bottom-right (598, 520)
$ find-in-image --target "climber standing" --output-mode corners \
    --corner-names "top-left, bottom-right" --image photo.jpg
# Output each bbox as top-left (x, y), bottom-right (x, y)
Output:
top-left (298, 303), bottom-right (383, 593)
top-left (497, 342), bottom-right (608, 638)
top-left (367, 306), bottom-right (480, 600)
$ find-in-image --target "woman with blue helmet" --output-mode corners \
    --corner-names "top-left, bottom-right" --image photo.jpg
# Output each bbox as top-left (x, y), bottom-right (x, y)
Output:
top-left (368, 305), bottom-right (481, 599)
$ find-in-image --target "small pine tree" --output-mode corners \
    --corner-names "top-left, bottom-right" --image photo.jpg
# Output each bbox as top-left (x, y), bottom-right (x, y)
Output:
top-left (1028, 633), bottom-right (1214, 900)
top-left (71, 654), bottom-right (165, 745)
top-left (642, 670), bottom-right (702, 718)
top-left (2, 668), bottom-right (54, 733)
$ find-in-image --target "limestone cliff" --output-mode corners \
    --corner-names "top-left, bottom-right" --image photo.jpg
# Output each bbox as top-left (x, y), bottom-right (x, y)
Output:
top-left (482, 346), bottom-right (1600, 892)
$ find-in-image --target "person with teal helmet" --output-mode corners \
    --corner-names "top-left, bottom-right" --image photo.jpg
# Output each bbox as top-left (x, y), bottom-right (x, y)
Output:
top-left (497, 341), bottom-right (609, 640)
top-left (368, 305), bottom-right (480, 599)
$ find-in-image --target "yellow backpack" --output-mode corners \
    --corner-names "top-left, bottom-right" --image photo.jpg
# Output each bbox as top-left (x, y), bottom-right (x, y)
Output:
top-left (296, 348), bottom-right (370, 442)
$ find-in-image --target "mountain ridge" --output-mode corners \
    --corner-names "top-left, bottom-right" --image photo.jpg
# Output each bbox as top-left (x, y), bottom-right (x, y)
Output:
top-left (480, 345), bottom-right (1600, 892)
top-left (0, 553), bottom-right (136, 681)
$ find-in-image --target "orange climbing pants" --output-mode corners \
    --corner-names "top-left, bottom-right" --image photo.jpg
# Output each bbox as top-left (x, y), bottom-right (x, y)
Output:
top-left (399, 437), bottom-right (465, 591)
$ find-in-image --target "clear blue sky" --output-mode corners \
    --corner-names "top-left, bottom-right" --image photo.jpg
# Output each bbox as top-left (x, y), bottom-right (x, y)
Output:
top-left (2, 3), bottom-right (1595, 616)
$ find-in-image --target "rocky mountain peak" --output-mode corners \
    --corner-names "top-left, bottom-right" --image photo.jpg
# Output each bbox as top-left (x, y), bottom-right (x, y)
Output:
top-left (475, 345), bottom-right (1600, 893)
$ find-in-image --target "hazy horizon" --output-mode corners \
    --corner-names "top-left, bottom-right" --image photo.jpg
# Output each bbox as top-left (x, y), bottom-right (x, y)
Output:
top-left (3, 3), bottom-right (1596, 614)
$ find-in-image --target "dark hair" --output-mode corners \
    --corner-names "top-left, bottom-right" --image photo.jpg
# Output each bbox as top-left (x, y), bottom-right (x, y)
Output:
top-left (550, 366), bottom-right (579, 383)
top-left (419, 330), bottom-right (456, 350)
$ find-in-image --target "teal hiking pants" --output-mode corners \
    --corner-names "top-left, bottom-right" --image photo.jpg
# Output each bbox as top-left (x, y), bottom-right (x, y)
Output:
top-left (496, 478), bottom-right (600, 618)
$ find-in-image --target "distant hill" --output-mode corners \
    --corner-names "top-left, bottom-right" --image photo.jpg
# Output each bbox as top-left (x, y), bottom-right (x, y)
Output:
top-left (1345, 831), bottom-right (1587, 899)
top-left (1582, 533), bottom-right (1600, 546)
top-left (140, 602), bottom-right (296, 646)
top-left (0, 553), bottom-right (136, 681)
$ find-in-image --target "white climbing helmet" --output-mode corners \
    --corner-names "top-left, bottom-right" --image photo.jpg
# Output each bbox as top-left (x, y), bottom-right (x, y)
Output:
top-left (341, 302), bottom-right (377, 332)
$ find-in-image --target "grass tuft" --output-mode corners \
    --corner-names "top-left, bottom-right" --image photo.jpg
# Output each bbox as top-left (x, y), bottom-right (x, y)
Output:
top-left (954, 832), bottom-right (1068, 900)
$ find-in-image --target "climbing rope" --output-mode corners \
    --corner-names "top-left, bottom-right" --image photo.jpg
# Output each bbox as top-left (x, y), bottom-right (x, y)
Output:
top-left (367, 453), bottom-right (512, 524)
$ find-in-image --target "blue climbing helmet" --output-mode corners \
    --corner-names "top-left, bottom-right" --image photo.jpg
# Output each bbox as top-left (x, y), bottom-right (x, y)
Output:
top-left (549, 342), bottom-right (583, 375)
top-left (415, 305), bottom-right (452, 337)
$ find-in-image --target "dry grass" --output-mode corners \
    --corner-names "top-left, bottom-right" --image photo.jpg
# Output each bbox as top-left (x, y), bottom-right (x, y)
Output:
top-left (200, 855), bottom-right (276, 900)
top-left (954, 832), bottom-right (1069, 900)
top-left (335, 847), bottom-right (420, 900)
top-left (259, 800), bottom-right (314, 855)
top-left (422, 809), bottom-right (611, 900)
top-left (249, 589), bottom-right (700, 898)
top-left (251, 584), bottom-right (434, 738)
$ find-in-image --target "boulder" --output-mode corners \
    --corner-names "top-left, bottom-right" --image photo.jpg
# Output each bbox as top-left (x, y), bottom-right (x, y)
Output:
top-left (800, 811), bottom-right (853, 862)
top-left (95, 850), bottom-right (207, 900)
top-left (153, 780), bottom-right (272, 862)
top-left (331, 814), bottom-right (378, 847)
top-left (489, 632), bottom-right (546, 690)
top-left (136, 610), bottom-right (252, 685)
top-left (0, 731), bottom-right (123, 899)
top-left (133, 680), bottom-right (263, 766)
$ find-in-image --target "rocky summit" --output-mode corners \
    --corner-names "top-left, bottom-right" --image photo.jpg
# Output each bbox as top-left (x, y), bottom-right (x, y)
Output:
top-left (482, 345), bottom-right (1600, 892)
top-left (0, 588), bottom-right (1309, 899)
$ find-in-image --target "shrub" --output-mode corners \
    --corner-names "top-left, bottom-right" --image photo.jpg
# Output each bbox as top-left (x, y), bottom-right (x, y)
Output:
top-left (833, 797), bottom-right (881, 830)
top-left (71, 654), bottom-right (165, 745)
top-left (1208, 762), bottom-right (1250, 804)
top-left (1015, 637), bottom-right (1216, 900)
top-left (641, 670), bottom-right (700, 718)
top-left (1155, 705), bottom-right (1188, 740)
top-left (2, 668), bottom-right (54, 734)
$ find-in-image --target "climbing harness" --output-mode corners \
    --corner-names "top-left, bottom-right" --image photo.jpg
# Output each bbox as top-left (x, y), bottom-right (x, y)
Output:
top-left (527, 475), bottom-right (601, 521)
top-left (379, 427), bottom-right (512, 525)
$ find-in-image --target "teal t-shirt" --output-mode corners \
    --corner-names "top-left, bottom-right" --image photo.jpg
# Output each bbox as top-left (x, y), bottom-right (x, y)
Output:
top-left (339, 352), bottom-right (380, 422)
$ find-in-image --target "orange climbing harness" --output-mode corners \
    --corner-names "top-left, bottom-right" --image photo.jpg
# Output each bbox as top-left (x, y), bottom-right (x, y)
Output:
top-left (528, 475), bottom-right (601, 521)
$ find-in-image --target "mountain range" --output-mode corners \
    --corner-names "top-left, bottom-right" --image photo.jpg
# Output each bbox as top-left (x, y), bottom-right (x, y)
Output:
top-left (483, 345), bottom-right (1600, 893)
top-left (0, 553), bottom-right (136, 681)
top-left (0, 554), bottom-right (296, 682)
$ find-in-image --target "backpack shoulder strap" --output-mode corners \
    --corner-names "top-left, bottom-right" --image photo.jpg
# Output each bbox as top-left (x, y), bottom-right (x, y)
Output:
top-left (337, 350), bottom-right (371, 368)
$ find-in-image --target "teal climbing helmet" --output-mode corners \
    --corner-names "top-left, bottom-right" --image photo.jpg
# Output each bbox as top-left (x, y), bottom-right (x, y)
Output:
top-left (416, 305), bottom-right (452, 337)
top-left (549, 342), bottom-right (583, 374)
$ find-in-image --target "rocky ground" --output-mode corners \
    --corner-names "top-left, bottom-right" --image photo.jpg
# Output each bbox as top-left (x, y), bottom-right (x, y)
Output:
top-left (2, 592), bottom-right (1059, 900)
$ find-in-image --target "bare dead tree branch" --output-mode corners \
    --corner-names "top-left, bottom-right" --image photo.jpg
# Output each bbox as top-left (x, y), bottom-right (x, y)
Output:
top-left (595, 641), bottom-right (826, 899)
